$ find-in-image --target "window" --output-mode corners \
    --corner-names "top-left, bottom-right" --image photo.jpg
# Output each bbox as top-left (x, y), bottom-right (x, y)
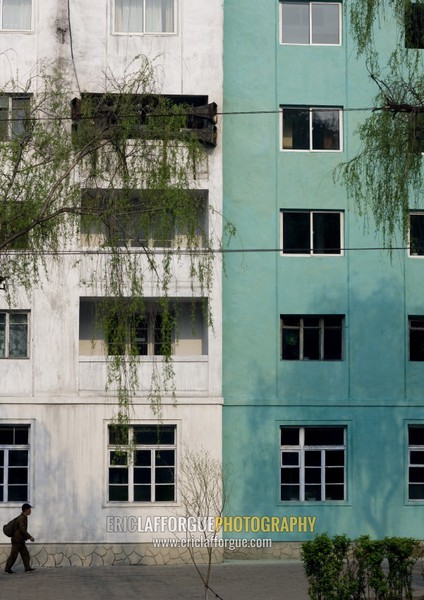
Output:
top-left (72, 94), bottom-right (217, 146)
top-left (79, 298), bottom-right (207, 357)
top-left (80, 189), bottom-right (208, 250)
top-left (409, 426), bottom-right (424, 500)
top-left (409, 317), bottom-right (424, 361)
top-left (1, 0), bottom-right (31, 30)
top-left (281, 210), bottom-right (343, 255)
top-left (409, 212), bottom-right (424, 255)
top-left (281, 2), bottom-right (341, 45)
top-left (0, 425), bottom-right (30, 503)
top-left (282, 107), bottom-right (341, 150)
top-left (0, 95), bottom-right (30, 141)
top-left (0, 312), bottom-right (29, 358)
top-left (281, 315), bottom-right (343, 360)
top-left (280, 426), bottom-right (345, 501)
top-left (405, 2), bottom-right (424, 48)
top-left (114, 0), bottom-right (175, 33)
top-left (108, 424), bottom-right (176, 502)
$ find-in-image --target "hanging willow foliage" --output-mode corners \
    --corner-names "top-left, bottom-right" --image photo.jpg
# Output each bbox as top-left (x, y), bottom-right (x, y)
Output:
top-left (0, 56), bottom-right (222, 422)
top-left (336, 0), bottom-right (424, 247)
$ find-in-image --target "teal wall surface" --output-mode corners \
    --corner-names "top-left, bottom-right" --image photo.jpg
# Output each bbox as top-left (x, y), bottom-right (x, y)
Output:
top-left (223, 0), bottom-right (424, 542)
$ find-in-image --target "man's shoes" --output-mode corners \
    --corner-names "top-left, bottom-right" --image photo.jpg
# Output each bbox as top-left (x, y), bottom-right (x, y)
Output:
top-left (5, 569), bottom-right (15, 574)
top-left (25, 568), bottom-right (36, 572)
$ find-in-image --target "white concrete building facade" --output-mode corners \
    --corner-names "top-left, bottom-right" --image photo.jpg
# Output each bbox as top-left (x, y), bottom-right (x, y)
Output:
top-left (0, 0), bottom-right (223, 567)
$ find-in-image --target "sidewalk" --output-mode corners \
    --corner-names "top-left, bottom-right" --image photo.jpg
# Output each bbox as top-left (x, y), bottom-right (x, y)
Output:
top-left (0, 560), bottom-right (309, 600)
top-left (2, 560), bottom-right (424, 599)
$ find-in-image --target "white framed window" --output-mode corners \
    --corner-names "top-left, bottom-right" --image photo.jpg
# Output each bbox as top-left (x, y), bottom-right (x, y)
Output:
top-left (408, 425), bottom-right (424, 500)
top-left (0, 0), bottom-right (32, 31)
top-left (0, 425), bottom-right (30, 503)
top-left (281, 315), bottom-right (344, 361)
top-left (280, 426), bottom-right (346, 502)
top-left (409, 212), bottom-right (424, 256)
top-left (281, 106), bottom-right (342, 151)
top-left (0, 95), bottom-right (31, 141)
top-left (0, 311), bottom-right (29, 358)
top-left (281, 210), bottom-right (343, 255)
top-left (108, 424), bottom-right (176, 502)
top-left (280, 1), bottom-right (341, 45)
top-left (114, 0), bottom-right (175, 34)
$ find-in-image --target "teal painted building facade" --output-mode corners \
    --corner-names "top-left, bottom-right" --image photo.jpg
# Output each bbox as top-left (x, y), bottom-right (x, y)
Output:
top-left (223, 0), bottom-right (424, 546)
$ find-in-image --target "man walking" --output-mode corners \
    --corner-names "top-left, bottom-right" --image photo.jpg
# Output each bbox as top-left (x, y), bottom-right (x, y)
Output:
top-left (5, 503), bottom-right (35, 574)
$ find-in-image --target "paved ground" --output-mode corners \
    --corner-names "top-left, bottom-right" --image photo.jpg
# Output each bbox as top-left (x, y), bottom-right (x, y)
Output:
top-left (1, 560), bottom-right (424, 599)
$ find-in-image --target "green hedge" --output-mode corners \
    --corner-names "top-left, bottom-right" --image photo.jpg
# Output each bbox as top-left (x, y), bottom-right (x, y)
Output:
top-left (301, 533), bottom-right (420, 600)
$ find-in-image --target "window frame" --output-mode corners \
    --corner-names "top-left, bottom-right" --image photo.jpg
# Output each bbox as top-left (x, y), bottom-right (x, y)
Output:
top-left (0, 424), bottom-right (31, 504)
top-left (280, 106), bottom-right (343, 152)
top-left (281, 315), bottom-right (344, 361)
top-left (0, 311), bottom-right (30, 359)
top-left (0, 0), bottom-right (32, 32)
top-left (280, 425), bottom-right (346, 502)
top-left (112, 0), bottom-right (177, 35)
top-left (107, 423), bottom-right (177, 504)
top-left (280, 209), bottom-right (344, 256)
top-left (280, 1), bottom-right (342, 46)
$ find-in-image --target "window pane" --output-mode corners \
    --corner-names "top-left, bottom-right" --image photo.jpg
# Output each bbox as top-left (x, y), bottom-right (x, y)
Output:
top-left (410, 327), bottom-right (424, 361)
top-left (303, 326), bottom-right (320, 360)
top-left (0, 313), bottom-right (5, 357)
top-left (313, 212), bottom-right (341, 254)
top-left (155, 450), bottom-right (174, 466)
top-left (323, 320), bottom-right (343, 360)
top-left (134, 468), bottom-right (151, 483)
top-left (281, 484), bottom-right (299, 501)
top-left (281, 468), bottom-right (300, 484)
top-left (9, 450), bottom-right (28, 466)
top-left (155, 484), bottom-right (174, 501)
top-left (326, 467), bottom-right (344, 484)
top-left (305, 427), bottom-right (344, 446)
top-left (8, 467), bottom-right (27, 484)
top-left (11, 97), bottom-right (30, 139)
top-left (281, 2), bottom-right (309, 43)
top-left (8, 485), bottom-right (27, 501)
top-left (326, 449), bottom-right (345, 466)
top-left (325, 484), bottom-right (344, 500)
top-left (133, 425), bottom-right (175, 445)
top-left (283, 108), bottom-right (309, 150)
top-left (134, 450), bottom-right (151, 466)
top-left (109, 468), bottom-right (128, 484)
top-left (281, 427), bottom-right (299, 445)
top-left (134, 485), bottom-right (151, 501)
top-left (410, 214), bottom-right (424, 255)
top-left (145, 0), bottom-right (174, 33)
top-left (305, 468), bottom-right (321, 484)
top-left (409, 484), bottom-right (424, 500)
top-left (115, 0), bottom-right (143, 33)
top-left (409, 426), bottom-right (424, 446)
top-left (14, 426), bottom-right (29, 445)
top-left (405, 3), bottom-right (424, 49)
top-left (2, 0), bottom-right (32, 30)
top-left (9, 314), bottom-right (28, 358)
top-left (282, 327), bottom-right (300, 359)
top-left (283, 212), bottom-right (310, 253)
top-left (305, 450), bottom-right (321, 466)
top-left (0, 427), bottom-right (14, 444)
top-left (311, 3), bottom-right (339, 44)
top-left (409, 466), bottom-right (424, 482)
top-left (109, 485), bottom-right (128, 501)
top-left (109, 425), bottom-right (129, 445)
top-left (0, 97), bottom-right (9, 141)
top-left (282, 451), bottom-right (299, 465)
top-left (312, 109), bottom-right (340, 150)
top-left (155, 467), bottom-right (174, 484)
top-left (305, 484), bottom-right (321, 500)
